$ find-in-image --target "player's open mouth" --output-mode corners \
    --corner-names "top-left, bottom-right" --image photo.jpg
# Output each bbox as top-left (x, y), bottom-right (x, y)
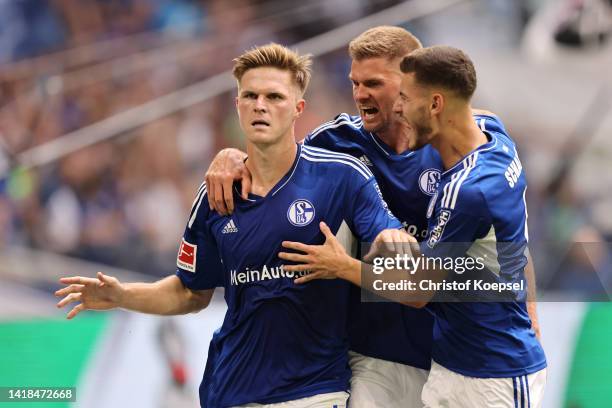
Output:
top-left (361, 107), bottom-right (379, 120)
top-left (251, 120), bottom-right (270, 127)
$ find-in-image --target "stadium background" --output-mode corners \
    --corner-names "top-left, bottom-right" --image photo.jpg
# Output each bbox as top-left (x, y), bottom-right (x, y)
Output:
top-left (1, 0), bottom-right (611, 407)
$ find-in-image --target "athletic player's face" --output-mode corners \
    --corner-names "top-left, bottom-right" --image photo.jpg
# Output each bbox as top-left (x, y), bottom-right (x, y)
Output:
top-left (393, 73), bottom-right (434, 150)
top-left (236, 67), bottom-right (304, 145)
top-left (349, 57), bottom-right (403, 134)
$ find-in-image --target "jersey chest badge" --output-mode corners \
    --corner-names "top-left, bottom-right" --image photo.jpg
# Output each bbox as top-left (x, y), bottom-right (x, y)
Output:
top-left (419, 168), bottom-right (441, 196)
top-left (287, 199), bottom-right (315, 226)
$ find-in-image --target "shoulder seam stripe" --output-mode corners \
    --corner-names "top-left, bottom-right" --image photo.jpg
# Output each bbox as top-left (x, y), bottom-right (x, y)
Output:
top-left (444, 156), bottom-right (471, 209)
top-left (188, 186), bottom-right (207, 228)
top-left (302, 147), bottom-right (371, 173)
top-left (301, 153), bottom-right (370, 180)
top-left (479, 118), bottom-right (486, 131)
top-left (303, 144), bottom-right (367, 162)
top-left (190, 184), bottom-right (207, 213)
top-left (310, 113), bottom-right (361, 134)
top-left (441, 171), bottom-right (461, 208)
top-left (449, 153), bottom-right (477, 209)
top-left (309, 118), bottom-right (363, 139)
top-left (302, 146), bottom-right (372, 177)
top-left (443, 152), bottom-right (478, 210)
top-left (303, 145), bottom-right (371, 172)
top-left (308, 117), bottom-right (362, 140)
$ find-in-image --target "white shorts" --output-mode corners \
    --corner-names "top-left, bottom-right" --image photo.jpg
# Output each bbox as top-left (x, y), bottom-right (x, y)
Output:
top-left (348, 351), bottom-right (429, 408)
top-left (422, 361), bottom-right (547, 408)
top-left (232, 391), bottom-right (349, 408)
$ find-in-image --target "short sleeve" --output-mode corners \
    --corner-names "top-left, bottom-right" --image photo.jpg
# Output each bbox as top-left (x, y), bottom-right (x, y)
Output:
top-left (346, 176), bottom-right (402, 242)
top-left (304, 113), bottom-right (363, 150)
top-left (175, 185), bottom-right (224, 290)
top-left (421, 180), bottom-right (492, 260)
top-left (421, 208), bottom-right (488, 259)
top-left (474, 113), bottom-right (507, 135)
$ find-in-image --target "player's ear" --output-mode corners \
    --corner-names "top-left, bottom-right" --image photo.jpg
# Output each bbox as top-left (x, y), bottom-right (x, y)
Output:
top-left (431, 93), bottom-right (444, 115)
top-left (295, 98), bottom-right (305, 119)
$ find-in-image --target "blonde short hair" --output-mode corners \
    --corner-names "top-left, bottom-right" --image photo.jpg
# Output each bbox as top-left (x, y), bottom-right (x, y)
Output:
top-left (349, 26), bottom-right (422, 61)
top-left (232, 43), bottom-right (312, 95)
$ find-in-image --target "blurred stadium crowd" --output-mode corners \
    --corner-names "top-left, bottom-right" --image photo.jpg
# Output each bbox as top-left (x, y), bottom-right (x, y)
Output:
top-left (0, 0), bottom-right (610, 294)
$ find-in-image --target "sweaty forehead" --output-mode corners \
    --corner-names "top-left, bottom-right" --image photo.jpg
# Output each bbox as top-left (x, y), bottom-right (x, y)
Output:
top-left (239, 67), bottom-right (296, 93)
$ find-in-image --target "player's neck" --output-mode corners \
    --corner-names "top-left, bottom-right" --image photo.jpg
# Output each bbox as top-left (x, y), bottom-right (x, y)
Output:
top-left (376, 121), bottom-right (411, 154)
top-left (434, 110), bottom-right (488, 170)
top-left (246, 136), bottom-right (297, 196)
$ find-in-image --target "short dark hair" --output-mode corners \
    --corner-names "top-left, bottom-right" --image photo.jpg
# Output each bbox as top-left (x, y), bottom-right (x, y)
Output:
top-left (400, 46), bottom-right (477, 100)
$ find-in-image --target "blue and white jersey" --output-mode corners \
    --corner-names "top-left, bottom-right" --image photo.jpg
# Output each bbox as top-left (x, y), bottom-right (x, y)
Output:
top-left (176, 144), bottom-right (401, 408)
top-left (305, 113), bottom-right (443, 369)
top-left (304, 112), bottom-right (512, 369)
top-left (421, 126), bottom-right (547, 378)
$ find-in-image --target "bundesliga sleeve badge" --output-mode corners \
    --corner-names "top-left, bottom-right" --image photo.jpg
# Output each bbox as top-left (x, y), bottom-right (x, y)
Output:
top-left (177, 239), bottom-right (197, 272)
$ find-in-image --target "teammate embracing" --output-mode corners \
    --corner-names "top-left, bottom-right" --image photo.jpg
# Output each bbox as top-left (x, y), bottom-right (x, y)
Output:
top-left (279, 45), bottom-right (547, 408)
top-left (56, 44), bottom-right (404, 408)
top-left (206, 27), bottom-right (542, 407)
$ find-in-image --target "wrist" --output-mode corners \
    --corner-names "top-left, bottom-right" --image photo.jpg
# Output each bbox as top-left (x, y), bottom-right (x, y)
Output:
top-left (115, 283), bottom-right (128, 309)
top-left (338, 256), bottom-right (361, 281)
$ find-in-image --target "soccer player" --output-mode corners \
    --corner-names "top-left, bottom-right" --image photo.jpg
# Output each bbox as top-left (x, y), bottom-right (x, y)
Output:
top-left (55, 43), bottom-right (404, 407)
top-left (279, 45), bottom-right (547, 407)
top-left (205, 26), bottom-right (541, 407)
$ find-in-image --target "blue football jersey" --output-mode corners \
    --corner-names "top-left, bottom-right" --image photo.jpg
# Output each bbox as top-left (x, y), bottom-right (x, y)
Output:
top-left (421, 125), bottom-right (547, 377)
top-left (176, 144), bottom-right (401, 407)
top-left (305, 113), bottom-right (443, 369)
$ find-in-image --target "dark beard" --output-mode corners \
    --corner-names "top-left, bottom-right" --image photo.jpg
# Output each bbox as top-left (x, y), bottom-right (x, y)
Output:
top-left (411, 122), bottom-right (433, 150)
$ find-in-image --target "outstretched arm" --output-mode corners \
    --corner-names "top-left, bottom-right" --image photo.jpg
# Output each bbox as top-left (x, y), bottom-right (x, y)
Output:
top-left (205, 148), bottom-right (251, 215)
top-left (55, 273), bottom-right (213, 319)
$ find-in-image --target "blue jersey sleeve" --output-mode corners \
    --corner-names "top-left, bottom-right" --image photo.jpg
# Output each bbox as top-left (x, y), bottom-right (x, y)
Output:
top-left (175, 184), bottom-right (224, 290)
top-left (422, 185), bottom-right (491, 259)
top-left (304, 113), bottom-right (363, 150)
top-left (473, 113), bottom-right (508, 135)
top-left (346, 176), bottom-right (402, 243)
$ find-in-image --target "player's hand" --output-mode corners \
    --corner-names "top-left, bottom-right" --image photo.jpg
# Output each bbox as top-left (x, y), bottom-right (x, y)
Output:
top-left (363, 228), bottom-right (418, 263)
top-left (55, 272), bottom-right (124, 319)
top-left (279, 222), bottom-right (358, 284)
top-left (205, 148), bottom-right (251, 215)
